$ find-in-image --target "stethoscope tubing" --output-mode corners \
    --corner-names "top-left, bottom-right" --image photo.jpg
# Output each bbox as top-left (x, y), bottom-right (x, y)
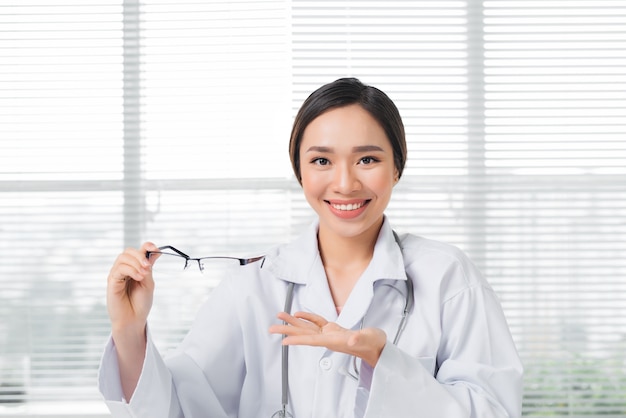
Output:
top-left (393, 277), bottom-right (413, 345)
top-left (277, 282), bottom-right (296, 418)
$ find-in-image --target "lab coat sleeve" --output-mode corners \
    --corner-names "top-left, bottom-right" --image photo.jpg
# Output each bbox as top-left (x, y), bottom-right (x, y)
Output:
top-left (98, 275), bottom-right (243, 418)
top-left (363, 284), bottom-right (523, 418)
top-left (98, 328), bottom-right (186, 418)
top-left (98, 331), bottom-right (236, 418)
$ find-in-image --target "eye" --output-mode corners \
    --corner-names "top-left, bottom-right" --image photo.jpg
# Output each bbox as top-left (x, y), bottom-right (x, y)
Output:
top-left (311, 157), bottom-right (330, 166)
top-left (359, 156), bottom-right (379, 165)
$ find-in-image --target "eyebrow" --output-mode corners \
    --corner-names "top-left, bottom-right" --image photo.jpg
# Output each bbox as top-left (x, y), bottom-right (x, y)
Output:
top-left (305, 145), bottom-right (385, 153)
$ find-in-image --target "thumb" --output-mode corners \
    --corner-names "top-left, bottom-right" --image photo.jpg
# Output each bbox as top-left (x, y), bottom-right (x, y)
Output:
top-left (347, 332), bottom-right (360, 347)
top-left (140, 241), bottom-right (160, 266)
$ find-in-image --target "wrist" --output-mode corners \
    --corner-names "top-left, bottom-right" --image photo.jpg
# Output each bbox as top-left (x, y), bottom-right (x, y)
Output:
top-left (363, 329), bottom-right (387, 368)
top-left (112, 322), bottom-right (147, 345)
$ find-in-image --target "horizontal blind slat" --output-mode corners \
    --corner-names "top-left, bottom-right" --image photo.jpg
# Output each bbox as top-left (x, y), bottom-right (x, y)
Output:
top-left (0, 0), bottom-right (625, 415)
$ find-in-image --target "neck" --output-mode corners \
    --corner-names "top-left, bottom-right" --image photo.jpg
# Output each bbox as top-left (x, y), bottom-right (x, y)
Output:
top-left (317, 220), bottom-right (382, 267)
top-left (317, 219), bottom-right (383, 308)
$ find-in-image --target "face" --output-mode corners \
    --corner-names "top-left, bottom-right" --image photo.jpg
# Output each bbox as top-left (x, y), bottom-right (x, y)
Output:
top-left (299, 104), bottom-right (399, 241)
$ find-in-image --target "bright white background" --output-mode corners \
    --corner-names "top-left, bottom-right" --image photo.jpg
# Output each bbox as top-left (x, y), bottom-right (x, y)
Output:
top-left (0, 1), bottom-right (625, 416)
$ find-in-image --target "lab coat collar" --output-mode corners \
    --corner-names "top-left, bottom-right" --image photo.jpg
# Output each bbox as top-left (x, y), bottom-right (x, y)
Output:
top-left (339, 217), bottom-right (409, 328)
top-left (263, 219), bottom-right (322, 286)
top-left (265, 216), bottom-right (409, 327)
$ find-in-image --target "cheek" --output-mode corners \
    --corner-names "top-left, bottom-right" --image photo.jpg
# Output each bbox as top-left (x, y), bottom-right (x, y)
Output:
top-left (300, 171), bottom-right (323, 199)
top-left (365, 171), bottom-right (396, 196)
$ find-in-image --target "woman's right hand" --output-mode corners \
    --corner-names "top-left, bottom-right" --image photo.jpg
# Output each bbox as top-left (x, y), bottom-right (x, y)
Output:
top-left (106, 242), bottom-right (159, 400)
top-left (106, 242), bottom-right (159, 336)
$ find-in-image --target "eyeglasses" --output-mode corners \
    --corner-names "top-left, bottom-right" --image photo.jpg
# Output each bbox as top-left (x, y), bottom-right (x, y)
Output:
top-left (146, 245), bottom-right (264, 276)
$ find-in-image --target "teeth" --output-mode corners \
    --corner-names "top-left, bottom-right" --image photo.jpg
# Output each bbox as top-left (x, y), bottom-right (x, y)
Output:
top-left (332, 202), bottom-right (364, 211)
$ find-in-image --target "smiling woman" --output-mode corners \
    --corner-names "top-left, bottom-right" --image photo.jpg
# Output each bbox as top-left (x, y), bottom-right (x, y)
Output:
top-left (99, 77), bottom-right (523, 418)
top-left (1, 1), bottom-right (626, 417)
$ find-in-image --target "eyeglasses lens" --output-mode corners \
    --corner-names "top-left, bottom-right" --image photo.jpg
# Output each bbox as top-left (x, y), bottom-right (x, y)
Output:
top-left (149, 252), bottom-right (188, 279)
top-left (148, 252), bottom-right (241, 282)
top-left (198, 258), bottom-right (241, 280)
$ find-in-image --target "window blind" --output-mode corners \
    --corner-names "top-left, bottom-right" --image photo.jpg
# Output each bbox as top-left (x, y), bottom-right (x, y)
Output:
top-left (0, 1), bottom-right (625, 416)
top-left (0, 1), bottom-right (125, 415)
top-left (480, 1), bottom-right (626, 415)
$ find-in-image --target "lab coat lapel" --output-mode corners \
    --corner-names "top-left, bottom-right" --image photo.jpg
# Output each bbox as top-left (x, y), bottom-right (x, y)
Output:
top-left (337, 218), bottom-right (408, 331)
top-left (301, 256), bottom-right (338, 320)
top-left (264, 220), bottom-right (337, 319)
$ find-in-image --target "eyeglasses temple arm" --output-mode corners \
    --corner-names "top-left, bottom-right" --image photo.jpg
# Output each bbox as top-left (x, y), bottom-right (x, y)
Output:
top-left (145, 245), bottom-right (191, 260)
top-left (240, 256), bottom-right (265, 266)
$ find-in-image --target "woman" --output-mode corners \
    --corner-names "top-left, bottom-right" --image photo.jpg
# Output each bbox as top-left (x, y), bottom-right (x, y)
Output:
top-left (99, 78), bottom-right (523, 417)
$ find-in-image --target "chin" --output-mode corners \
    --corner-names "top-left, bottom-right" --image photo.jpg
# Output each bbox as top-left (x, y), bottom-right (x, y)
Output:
top-left (321, 216), bottom-right (383, 239)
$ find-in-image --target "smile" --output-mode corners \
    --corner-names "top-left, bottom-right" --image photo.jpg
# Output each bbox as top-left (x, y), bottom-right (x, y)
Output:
top-left (331, 201), bottom-right (366, 211)
top-left (326, 200), bottom-right (369, 219)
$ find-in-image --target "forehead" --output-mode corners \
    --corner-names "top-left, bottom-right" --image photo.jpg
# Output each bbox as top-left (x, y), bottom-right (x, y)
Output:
top-left (300, 104), bottom-right (390, 150)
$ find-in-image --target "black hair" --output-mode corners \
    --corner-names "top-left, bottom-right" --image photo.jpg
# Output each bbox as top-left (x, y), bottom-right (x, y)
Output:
top-left (289, 77), bottom-right (407, 184)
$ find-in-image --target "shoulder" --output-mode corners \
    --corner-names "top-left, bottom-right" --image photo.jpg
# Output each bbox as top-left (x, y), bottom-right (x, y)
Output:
top-left (396, 232), bottom-right (491, 302)
top-left (397, 232), bottom-right (473, 268)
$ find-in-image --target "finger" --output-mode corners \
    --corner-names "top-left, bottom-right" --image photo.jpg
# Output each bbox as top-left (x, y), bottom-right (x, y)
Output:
top-left (275, 312), bottom-right (321, 332)
top-left (113, 250), bottom-right (148, 275)
top-left (120, 243), bottom-right (158, 271)
top-left (108, 251), bottom-right (152, 284)
top-left (127, 246), bottom-right (153, 268)
top-left (268, 320), bottom-right (329, 342)
top-left (281, 334), bottom-right (328, 347)
top-left (293, 311), bottom-right (329, 328)
top-left (111, 263), bottom-right (149, 284)
top-left (281, 327), bottom-right (350, 347)
top-left (140, 241), bottom-right (160, 266)
top-left (268, 323), bottom-right (291, 335)
top-left (273, 313), bottom-right (312, 332)
top-left (141, 241), bottom-right (159, 252)
top-left (269, 323), bottom-right (315, 338)
top-left (269, 313), bottom-right (324, 336)
top-left (118, 251), bottom-right (151, 276)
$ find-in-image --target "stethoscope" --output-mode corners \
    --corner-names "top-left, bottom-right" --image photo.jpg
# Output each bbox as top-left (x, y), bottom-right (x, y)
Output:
top-left (272, 231), bottom-right (414, 418)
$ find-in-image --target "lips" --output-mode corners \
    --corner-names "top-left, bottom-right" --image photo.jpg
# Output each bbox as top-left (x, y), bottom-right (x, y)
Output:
top-left (330, 201), bottom-right (365, 211)
top-left (326, 199), bottom-right (370, 219)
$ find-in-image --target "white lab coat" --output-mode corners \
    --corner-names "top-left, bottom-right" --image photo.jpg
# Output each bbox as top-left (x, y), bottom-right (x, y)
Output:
top-left (98, 217), bottom-right (523, 417)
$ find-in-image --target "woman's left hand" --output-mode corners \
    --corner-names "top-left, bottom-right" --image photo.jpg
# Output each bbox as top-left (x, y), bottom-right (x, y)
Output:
top-left (269, 311), bottom-right (387, 368)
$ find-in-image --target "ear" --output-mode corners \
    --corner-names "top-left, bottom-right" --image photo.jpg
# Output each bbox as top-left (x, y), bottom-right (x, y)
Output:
top-left (393, 170), bottom-right (400, 184)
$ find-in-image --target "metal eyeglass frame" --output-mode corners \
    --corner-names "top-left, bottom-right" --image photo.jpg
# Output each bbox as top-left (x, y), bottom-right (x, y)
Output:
top-left (145, 245), bottom-right (265, 272)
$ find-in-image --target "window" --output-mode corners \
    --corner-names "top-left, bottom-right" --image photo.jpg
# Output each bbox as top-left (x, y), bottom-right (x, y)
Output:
top-left (1, 1), bottom-right (625, 416)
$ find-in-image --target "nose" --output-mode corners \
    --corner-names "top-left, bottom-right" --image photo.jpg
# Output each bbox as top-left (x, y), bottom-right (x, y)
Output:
top-left (332, 163), bottom-right (361, 193)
